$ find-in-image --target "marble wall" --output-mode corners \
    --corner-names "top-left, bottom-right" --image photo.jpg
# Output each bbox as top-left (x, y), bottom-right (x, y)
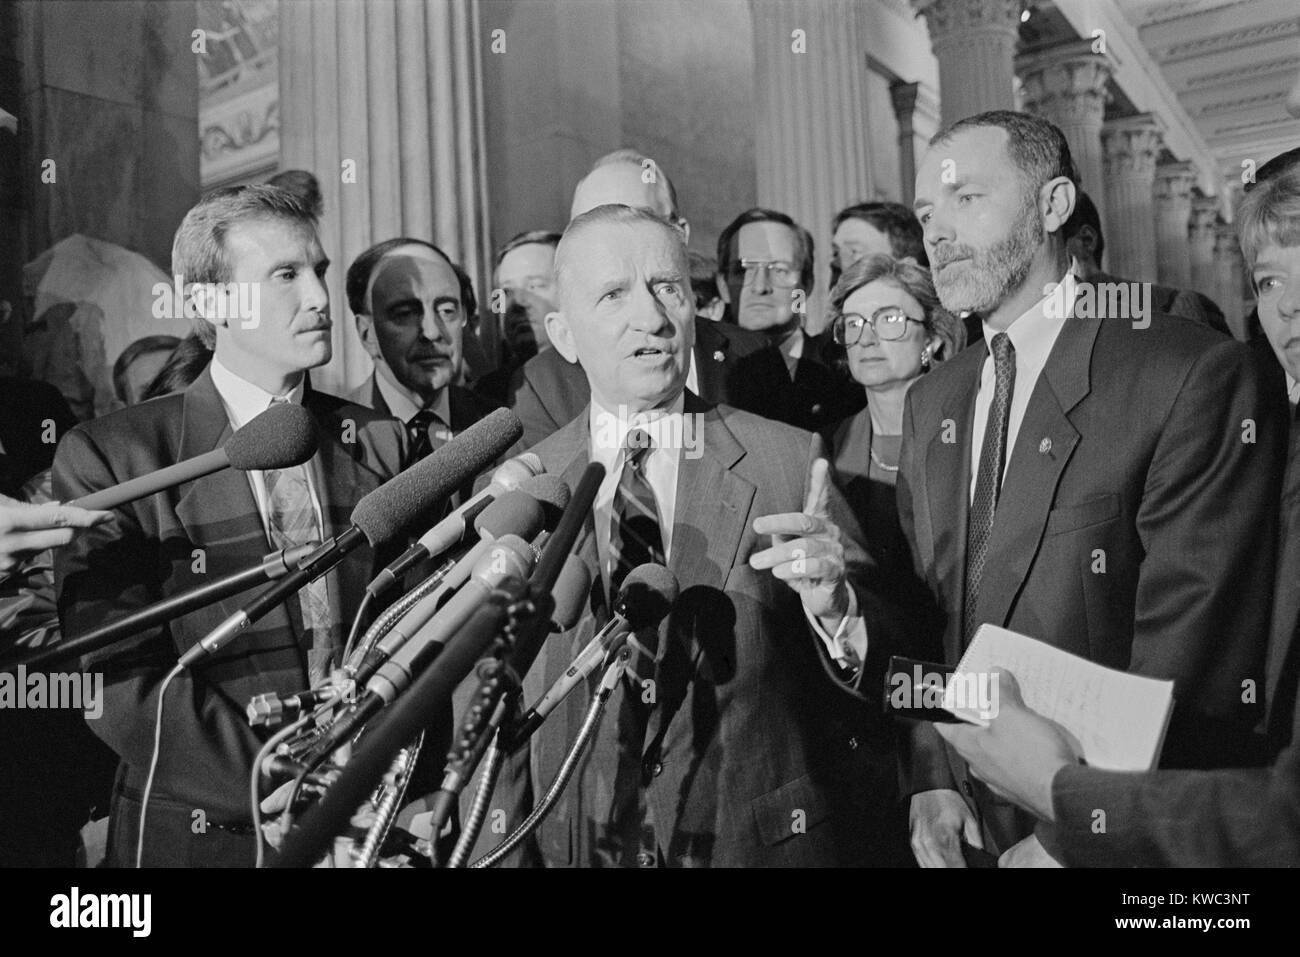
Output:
top-left (480, 0), bottom-right (757, 260)
top-left (17, 0), bottom-right (199, 274)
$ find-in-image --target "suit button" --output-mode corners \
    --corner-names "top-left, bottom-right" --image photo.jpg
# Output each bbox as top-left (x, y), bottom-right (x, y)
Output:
top-left (652, 761), bottom-right (664, 777)
top-left (848, 737), bottom-right (859, 750)
top-left (636, 850), bottom-right (656, 868)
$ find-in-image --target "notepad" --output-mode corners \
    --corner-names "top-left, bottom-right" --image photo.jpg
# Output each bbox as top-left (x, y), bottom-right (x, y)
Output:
top-left (942, 624), bottom-right (1175, 772)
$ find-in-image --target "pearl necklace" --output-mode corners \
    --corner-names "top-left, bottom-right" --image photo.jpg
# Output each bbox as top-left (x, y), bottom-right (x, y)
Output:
top-left (869, 443), bottom-right (899, 473)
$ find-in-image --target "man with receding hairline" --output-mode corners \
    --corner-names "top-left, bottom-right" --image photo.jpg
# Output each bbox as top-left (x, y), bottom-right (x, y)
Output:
top-left (510, 149), bottom-right (793, 449)
top-left (485, 204), bottom-right (910, 867)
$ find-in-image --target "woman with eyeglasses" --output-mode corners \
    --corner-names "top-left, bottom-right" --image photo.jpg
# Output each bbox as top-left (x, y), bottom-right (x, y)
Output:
top-left (825, 254), bottom-right (965, 591)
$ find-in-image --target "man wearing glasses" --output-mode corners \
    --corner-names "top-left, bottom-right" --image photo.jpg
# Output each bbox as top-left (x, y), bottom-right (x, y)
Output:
top-left (716, 208), bottom-right (865, 433)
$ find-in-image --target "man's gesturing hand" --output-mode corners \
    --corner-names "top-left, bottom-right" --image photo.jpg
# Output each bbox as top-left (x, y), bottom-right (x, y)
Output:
top-left (749, 458), bottom-right (850, 625)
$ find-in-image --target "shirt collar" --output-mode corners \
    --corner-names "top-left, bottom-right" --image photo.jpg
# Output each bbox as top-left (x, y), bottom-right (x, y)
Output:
top-left (1287, 373), bottom-right (1300, 408)
top-left (589, 391), bottom-right (686, 463)
top-left (209, 355), bottom-right (305, 430)
top-left (982, 271), bottom-right (1076, 371)
top-left (375, 362), bottom-right (450, 426)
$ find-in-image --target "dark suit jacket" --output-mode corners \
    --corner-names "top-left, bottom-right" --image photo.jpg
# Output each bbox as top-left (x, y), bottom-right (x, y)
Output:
top-left (346, 372), bottom-right (500, 439)
top-left (52, 368), bottom-right (405, 867)
top-left (509, 317), bottom-right (793, 450)
top-left (0, 377), bottom-right (77, 498)
top-left (1042, 389), bottom-right (1300, 867)
top-left (485, 393), bottom-right (909, 867)
top-left (1086, 271), bottom-right (1229, 337)
top-left (788, 332), bottom-right (867, 435)
top-left (896, 311), bottom-right (1287, 855)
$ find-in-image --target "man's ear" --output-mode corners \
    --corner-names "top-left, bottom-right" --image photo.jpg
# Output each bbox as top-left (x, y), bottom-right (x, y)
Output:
top-left (545, 310), bottom-right (579, 364)
top-left (188, 283), bottom-right (228, 336)
top-left (716, 272), bottom-right (732, 305)
top-left (354, 313), bottom-right (384, 362)
top-left (1041, 177), bottom-right (1077, 234)
top-left (677, 218), bottom-right (692, 246)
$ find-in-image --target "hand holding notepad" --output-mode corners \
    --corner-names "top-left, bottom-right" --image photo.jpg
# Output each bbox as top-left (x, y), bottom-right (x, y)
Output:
top-left (943, 625), bottom-right (1175, 772)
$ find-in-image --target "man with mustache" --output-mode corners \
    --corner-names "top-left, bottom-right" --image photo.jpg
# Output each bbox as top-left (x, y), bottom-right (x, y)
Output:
top-left (53, 186), bottom-right (407, 866)
top-left (346, 238), bottom-right (499, 471)
top-left (898, 111), bottom-right (1285, 866)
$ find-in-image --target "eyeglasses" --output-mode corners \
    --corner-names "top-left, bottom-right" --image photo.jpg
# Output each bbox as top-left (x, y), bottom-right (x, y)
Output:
top-left (724, 259), bottom-right (802, 289)
top-left (832, 307), bottom-right (920, 345)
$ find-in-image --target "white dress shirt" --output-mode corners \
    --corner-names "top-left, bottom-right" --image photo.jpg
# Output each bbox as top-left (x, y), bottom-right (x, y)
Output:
top-left (1287, 373), bottom-right (1299, 411)
top-left (777, 328), bottom-right (804, 379)
top-left (209, 357), bottom-right (325, 543)
top-left (969, 272), bottom-right (1077, 502)
top-left (588, 390), bottom-right (867, 669)
top-left (374, 363), bottom-right (451, 437)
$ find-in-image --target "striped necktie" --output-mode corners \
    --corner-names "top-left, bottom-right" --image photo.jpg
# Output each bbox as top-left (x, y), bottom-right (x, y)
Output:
top-left (964, 332), bottom-right (1015, 645)
top-left (609, 428), bottom-right (666, 698)
top-left (264, 399), bottom-right (334, 683)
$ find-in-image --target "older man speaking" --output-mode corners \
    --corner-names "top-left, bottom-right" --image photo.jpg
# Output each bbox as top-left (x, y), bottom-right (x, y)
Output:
top-left (484, 204), bottom-right (908, 867)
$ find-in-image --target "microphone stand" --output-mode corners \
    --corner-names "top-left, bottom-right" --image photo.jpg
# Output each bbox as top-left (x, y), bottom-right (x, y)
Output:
top-left (0, 541), bottom-right (319, 673)
top-left (469, 650), bottom-right (628, 868)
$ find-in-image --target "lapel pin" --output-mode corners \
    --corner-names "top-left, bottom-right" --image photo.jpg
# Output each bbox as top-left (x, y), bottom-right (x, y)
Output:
top-left (713, 349), bottom-right (725, 362)
top-left (1039, 437), bottom-right (1052, 454)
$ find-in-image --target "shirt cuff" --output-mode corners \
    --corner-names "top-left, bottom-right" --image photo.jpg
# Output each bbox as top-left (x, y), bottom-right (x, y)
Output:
top-left (805, 590), bottom-right (868, 673)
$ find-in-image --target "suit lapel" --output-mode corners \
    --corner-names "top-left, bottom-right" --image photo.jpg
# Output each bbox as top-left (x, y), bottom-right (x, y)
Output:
top-left (368, 375), bottom-right (392, 418)
top-left (692, 319), bottom-right (726, 405)
top-left (173, 369), bottom-right (305, 672)
top-left (926, 345), bottom-right (982, 660)
top-left (975, 315), bottom-right (1097, 632)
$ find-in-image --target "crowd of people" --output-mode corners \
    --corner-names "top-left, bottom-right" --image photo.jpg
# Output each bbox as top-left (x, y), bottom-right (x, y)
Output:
top-left (1, 107), bottom-right (1298, 868)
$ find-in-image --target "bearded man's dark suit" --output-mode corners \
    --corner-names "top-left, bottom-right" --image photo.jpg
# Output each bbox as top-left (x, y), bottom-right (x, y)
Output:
top-left (895, 311), bottom-right (1287, 857)
top-left (52, 367), bottom-right (406, 867)
top-left (1040, 365), bottom-right (1300, 867)
top-left (483, 392), bottom-right (911, 867)
top-left (510, 317), bottom-right (793, 450)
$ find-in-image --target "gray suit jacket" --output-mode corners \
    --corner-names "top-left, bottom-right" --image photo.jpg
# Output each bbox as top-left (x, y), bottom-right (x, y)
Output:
top-left (896, 311), bottom-right (1287, 855)
top-left (484, 392), bottom-right (910, 866)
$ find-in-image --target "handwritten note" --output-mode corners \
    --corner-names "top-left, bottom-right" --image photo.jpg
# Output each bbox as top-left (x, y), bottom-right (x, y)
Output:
top-left (944, 625), bottom-right (1175, 771)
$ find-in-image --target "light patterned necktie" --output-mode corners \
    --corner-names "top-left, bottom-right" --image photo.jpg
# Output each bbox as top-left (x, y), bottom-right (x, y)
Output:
top-left (609, 428), bottom-right (666, 699)
top-left (264, 398), bottom-right (334, 683)
top-left (964, 332), bottom-right (1016, 646)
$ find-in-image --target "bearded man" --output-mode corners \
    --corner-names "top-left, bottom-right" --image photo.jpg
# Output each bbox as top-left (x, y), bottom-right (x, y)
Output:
top-left (893, 111), bottom-right (1286, 867)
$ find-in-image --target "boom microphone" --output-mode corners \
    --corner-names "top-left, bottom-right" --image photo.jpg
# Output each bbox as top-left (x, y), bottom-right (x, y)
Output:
top-left (178, 409), bottom-right (523, 669)
top-left (69, 402), bottom-right (319, 510)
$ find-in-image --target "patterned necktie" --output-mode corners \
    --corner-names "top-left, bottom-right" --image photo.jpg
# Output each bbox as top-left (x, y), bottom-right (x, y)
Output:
top-left (609, 428), bottom-right (666, 698)
top-left (405, 408), bottom-right (448, 467)
top-left (264, 399), bottom-right (334, 684)
top-left (964, 333), bottom-right (1016, 645)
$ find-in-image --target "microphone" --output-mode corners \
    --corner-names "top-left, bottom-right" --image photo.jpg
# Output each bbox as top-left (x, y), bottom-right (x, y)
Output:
top-left (349, 491), bottom-right (546, 684)
top-left (1, 539), bottom-right (320, 673)
top-left (178, 409), bottom-right (523, 669)
top-left (309, 535), bottom-right (536, 757)
top-left (550, 553), bottom-right (592, 633)
top-left (511, 563), bottom-right (677, 744)
top-left (68, 402), bottom-right (319, 510)
top-left (519, 474), bottom-right (570, 535)
top-left (365, 452), bottom-right (543, 597)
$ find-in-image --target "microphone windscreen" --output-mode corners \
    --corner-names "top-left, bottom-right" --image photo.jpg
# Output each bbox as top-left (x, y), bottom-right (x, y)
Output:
top-left (491, 451), bottom-right (544, 490)
top-left (474, 490), bottom-right (545, 542)
top-left (473, 533), bottom-right (536, 581)
top-left (618, 563), bottom-right (679, 629)
top-left (352, 408), bottom-right (523, 546)
top-left (225, 402), bottom-right (320, 471)
top-left (550, 553), bottom-right (592, 630)
top-left (518, 474), bottom-right (570, 530)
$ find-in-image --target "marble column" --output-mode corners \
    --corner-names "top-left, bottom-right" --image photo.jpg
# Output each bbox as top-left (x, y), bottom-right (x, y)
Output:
top-left (1188, 194), bottom-right (1220, 302)
top-left (751, 0), bottom-right (873, 334)
top-left (915, 0), bottom-right (1024, 128)
top-left (1015, 40), bottom-right (1112, 202)
top-left (1214, 221), bottom-right (1247, 339)
top-left (279, 0), bottom-right (491, 394)
top-left (890, 80), bottom-right (941, 206)
top-left (1153, 161), bottom-right (1197, 288)
top-left (1100, 114), bottom-right (1163, 281)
